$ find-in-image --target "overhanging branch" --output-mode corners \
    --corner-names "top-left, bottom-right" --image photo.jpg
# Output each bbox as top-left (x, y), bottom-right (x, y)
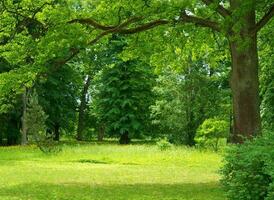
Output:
top-left (50, 17), bottom-right (169, 70)
top-left (118, 19), bottom-right (169, 34)
top-left (58, 12), bottom-right (220, 70)
top-left (68, 16), bottom-right (144, 31)
top-left (253, 4), bottom-right (274, 34)
top-left (180, 11), bottom-right (221, 32)
top-left (68, 18), bottom-right (118, 30)
top-left (202, 0), bottom-right (231, 18)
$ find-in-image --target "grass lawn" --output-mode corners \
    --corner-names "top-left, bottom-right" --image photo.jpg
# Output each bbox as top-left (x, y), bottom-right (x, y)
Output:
top-left (0, 142), bottom-right (226, 200)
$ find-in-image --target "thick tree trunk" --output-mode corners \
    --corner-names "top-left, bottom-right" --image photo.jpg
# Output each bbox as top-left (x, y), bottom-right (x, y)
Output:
top-left (21, 88), bottom-right (28, 145)
top-left (230, 39), bottom-right (261, 143)
top-left (119, 131), bottom-right (130, 144)
top-left (53, 123), bottom-right (60, 141)
top-left (77, 75), bottom-right (91, 141)
top-left (229, 1), bottom-right (261, 143)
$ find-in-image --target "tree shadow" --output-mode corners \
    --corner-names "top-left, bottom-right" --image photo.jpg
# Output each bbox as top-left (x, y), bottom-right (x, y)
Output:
top-left (0, 182), bottom-right (225, 200)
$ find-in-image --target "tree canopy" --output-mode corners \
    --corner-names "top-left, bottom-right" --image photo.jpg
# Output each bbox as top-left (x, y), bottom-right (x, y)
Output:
top-left (0, 0), bottom-right (273, 145)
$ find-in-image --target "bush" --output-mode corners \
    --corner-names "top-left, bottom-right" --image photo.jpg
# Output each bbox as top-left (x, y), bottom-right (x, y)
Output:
top-left (221, 132), bottom-right (274, 200)
top-left (156, 138), bottom-right (172, 151)
top-left (195, 118), bottom-right (229, 151)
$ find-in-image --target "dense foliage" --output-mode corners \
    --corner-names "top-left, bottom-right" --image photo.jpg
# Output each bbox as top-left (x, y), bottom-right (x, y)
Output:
top-left (0, 1), bottom-right (273, 199)
top-left (195, 118), bottom-right (229, 151)
top-left (0, 0), bottom-right (273, 145)
top-left (151, 60), bottom-right (230, 145)
top-left (93, 60), bottom-right (155, 143)
top-left (221, 132), bottom-right (274, 200)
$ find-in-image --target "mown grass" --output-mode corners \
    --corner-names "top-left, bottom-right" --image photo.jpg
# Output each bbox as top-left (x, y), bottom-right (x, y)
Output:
top-left (0, 142), bottom-right (226, 200)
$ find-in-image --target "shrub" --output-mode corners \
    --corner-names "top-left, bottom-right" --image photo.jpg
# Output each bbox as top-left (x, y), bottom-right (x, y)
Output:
top-left (195, 118), bottom-right (229, 151)
top-left (156, 138), bottom-right (172, 151)
top-left (221, 132), bottom-right (274, 200)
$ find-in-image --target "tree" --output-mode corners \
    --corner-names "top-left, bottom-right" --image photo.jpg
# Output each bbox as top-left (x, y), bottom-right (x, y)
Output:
top-left (195, 118), bottom-right (229, 151)
top-left (93, 59), bottom-right (155, 144)
top-left (1, 0), bottom-right (273, 144)
top-left (69, 0), bottom-right (273, 143)
top-left (76, 75), bottom-right (91, 141)
top-left (36, 65), bottom-right (81, 141)
top-left (151, 58), bottom-right (230, 145)
top-left (24, 90), bottom-right (48, 143)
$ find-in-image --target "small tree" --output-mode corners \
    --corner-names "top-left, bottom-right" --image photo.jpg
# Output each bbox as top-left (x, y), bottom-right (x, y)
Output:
top-left (25, 90), bottom-right (61, 153)
top-left (195, 118), bottom-right (229, 151)
top-left (25, 90), bottom-right (48, 143)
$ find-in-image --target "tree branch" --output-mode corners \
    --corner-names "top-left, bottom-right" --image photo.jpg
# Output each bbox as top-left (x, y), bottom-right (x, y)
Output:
top-left (1, 1), bottom-right (51, 44)
top-left (87, 17), bottom-right (148, 43)
top-left (31, 2), bottom-right (54, 19)
top-left (68, 18), bottom-right (118, 30)
top-left (50, 17), bottom-right (169, 71)
top-left (68, 16), bottom-right (144, 30)
top-left (202, 0), bottom-right (231, 17)
top-left (118, 19), bottom-right (169, 34)
top-left (253, 4), bottom-right (274, 34)
top-left (180, 11), bottom-right (221, 32)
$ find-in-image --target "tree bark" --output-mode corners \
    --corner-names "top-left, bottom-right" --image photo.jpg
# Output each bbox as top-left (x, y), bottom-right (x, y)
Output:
top-left (53, 123), bottom-right (60, 141)
top-left (21, 88), bottom-right (28, 145)
top-left (98, 124), bottom-right (105, 142)
top-left (229, 0), bottom-right (261, 143)
top-left (77, 75), bottom-right (91, 141)
top-left (119, 131), bottom-right (131, 144)
top-left (0, 132), bottom-right (2, 145)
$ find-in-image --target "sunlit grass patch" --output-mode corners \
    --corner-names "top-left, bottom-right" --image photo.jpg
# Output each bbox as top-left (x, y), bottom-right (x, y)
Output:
top-left (0, 143), bottom-right (225, 199)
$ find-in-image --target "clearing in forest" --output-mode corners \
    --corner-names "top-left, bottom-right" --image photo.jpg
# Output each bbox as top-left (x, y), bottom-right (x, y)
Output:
top-left (0, 143), bottom-right (225, 200)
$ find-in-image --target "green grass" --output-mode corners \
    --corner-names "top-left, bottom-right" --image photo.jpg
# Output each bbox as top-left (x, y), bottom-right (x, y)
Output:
top-left (0, 142), bottom-right (226, 200)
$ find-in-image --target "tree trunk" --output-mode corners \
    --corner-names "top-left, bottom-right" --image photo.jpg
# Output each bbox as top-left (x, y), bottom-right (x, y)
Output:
top-left (119, 131), bottom-right (130, 144)
top-left (77, 75), bottom-right (91, 141)
top-left (98, 124), bottom-right (105, 142)
top-left (21, 88), bottom-right (28, 145)
top-left (0, 132), bottom-right (2, 145)
top-left (186, 107), bottom-right (196, 146)
top-left (229, 1), bottom-right (261, 143)
top-left (53, 123), bottom-right (60, 141)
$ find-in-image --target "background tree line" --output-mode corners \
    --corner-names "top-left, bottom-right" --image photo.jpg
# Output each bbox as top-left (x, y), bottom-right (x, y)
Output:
top-left (0, 0), bottom-right (273, 146)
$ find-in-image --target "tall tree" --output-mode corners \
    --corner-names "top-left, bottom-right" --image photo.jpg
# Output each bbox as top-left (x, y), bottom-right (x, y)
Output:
top-left (36, 65), bottom-right (80, 141)
top-left (93, 59), bottom-right (155, 144)
top-left (76, 75), bottom-right (91, 141)
top-left (69, 0), bottom-right (273, 142)
top-left (151, 58), bottom-right (230, 145)
top-left (1, 0), bottom-right (273, 144)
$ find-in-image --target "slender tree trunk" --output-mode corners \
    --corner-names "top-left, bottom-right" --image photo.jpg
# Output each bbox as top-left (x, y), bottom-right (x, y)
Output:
top-left (21, 88), bottom-right (28, 145)
top-left (228, 95), bottom-right (233, 143)
top-left (186, 107), bottom-right (195, 146)
top-left (77, 75), bottom-right (91, 141)
top-left (53, 123), bottom-right (60, 141)
top-left (98, 124), bottom-right (105, 142)
top-left (229, 1), bottom-right (261, 143)
top-left (0, 131), bottom-right (2, 145)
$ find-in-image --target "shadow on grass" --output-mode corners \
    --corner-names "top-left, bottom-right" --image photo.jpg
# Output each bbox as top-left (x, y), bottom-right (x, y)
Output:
top-left (0, 182), bottom-right (225, 200)
top-left (77, 159), bottom-right (111, 164)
